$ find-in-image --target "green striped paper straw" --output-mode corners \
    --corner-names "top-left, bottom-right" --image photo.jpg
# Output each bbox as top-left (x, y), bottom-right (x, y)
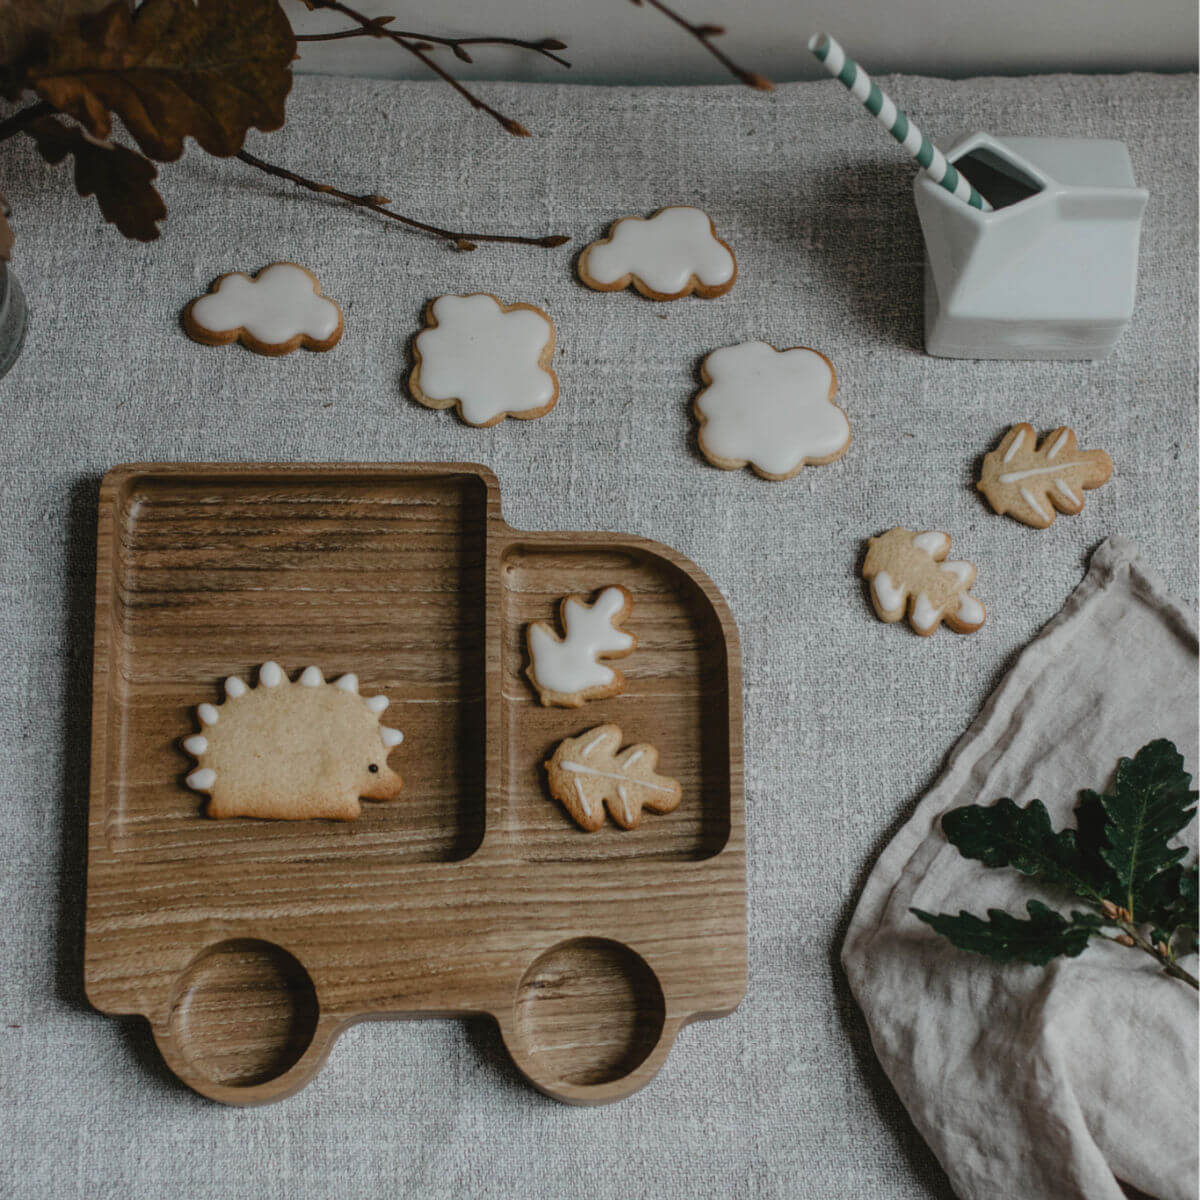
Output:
top-left (807, 32), bottom-right (992, 212)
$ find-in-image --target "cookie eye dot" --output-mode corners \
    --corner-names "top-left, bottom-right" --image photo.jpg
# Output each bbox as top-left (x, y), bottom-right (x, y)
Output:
top-left (368, 764), bottom-right (379, 773)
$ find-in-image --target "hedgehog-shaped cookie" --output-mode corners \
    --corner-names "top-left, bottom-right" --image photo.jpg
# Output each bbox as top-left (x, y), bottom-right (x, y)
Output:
top-left (182, 662), bottom-right (404, 821)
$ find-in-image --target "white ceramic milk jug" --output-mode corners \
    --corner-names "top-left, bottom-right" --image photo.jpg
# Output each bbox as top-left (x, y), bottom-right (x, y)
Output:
top-left (914, 132), bottom-right (1147, 360)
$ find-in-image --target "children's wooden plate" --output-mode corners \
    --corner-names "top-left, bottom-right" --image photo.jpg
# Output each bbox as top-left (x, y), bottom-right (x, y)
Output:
top-left (86, 463), bottom-right (744, 1105)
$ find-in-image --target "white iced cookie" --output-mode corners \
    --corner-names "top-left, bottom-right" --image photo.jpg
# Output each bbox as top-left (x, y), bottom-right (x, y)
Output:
top-left (408, 293), bottom-right (559, 427)
top-left (862, 528), bottom-right (986, 637)
top-left (526, 585), bottom-right (636, 708)
top-left (184, 262), bottom-right (344, 356)
top-left (578, 206), bottom-right (737, 300)
top-left (693, 341), bottom-right (851, 480)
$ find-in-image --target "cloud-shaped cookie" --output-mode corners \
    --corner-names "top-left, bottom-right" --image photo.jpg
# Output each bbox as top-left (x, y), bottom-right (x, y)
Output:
top-left (693, 341), bottom-right (851, 480)
top-left (408, 293), bottom-right (559, 427)
top-left (183, 262), bottom-right (343, 356)
top-left (578, 206), bottom-right (737, 300)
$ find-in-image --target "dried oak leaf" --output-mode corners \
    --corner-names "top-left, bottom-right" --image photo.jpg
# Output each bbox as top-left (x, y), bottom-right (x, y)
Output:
top-left (29, 115), bottom-right (165, 241)
top-left (0, 0), bottom-right (118, 79)
top-left (26, 0), bottom-right (295, 162)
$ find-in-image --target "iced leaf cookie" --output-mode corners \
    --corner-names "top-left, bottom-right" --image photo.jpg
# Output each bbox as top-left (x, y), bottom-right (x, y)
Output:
top-left (183, 662), bottom-right (404, 820)
top-left (408, 293), bottom-right (558, 427)
top-left (526, 586), bottom-right (636, 707)
top-left (978, 424), bottom-right (1113, 529)
top-left (577, 206), bottom-right (737, 300)
top-left (183, 262), bottom-right (344, 355)
top-left (545, 725), bottom-right (681, 832)
top-left (862, 528), bottom-right (986, 636)
top-left (693, 341), bottom-right (851, 480)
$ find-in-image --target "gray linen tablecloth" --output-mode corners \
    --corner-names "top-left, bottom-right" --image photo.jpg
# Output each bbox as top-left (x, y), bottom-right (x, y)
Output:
top-left (0, 72), bottom-right (1196, 1198)
top-left (844, 536), bottom-right (1198, 1200)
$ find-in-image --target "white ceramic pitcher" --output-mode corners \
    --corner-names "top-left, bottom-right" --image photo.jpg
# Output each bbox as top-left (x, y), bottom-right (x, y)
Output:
top-left (915, 132), bottom-right (1148, 360)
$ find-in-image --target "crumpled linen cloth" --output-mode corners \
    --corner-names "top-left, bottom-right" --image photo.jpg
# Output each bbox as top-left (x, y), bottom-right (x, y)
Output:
top-left (843, 537), bottom-right (1199, 1200)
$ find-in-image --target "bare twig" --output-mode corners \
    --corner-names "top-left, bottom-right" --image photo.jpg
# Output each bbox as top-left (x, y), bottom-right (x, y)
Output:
top-left (629, 0), bottom-right (773, 90)
top-left (299, 0), bottom-right (561, 134)
top-left (235, 149), bottom-right (569, 251)
top-left (0, 100), bottom-right (55, 143)
top-left (297, 18), bottom-right (570, 69)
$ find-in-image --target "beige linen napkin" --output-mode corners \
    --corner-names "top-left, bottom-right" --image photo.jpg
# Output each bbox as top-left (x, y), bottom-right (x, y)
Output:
top-left (843, 537), bottom-right (1199, 1200)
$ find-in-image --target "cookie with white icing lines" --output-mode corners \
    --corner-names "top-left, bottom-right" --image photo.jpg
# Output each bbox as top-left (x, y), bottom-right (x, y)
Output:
top-left (526, 586), bottom-right (636, 707)
top-left (578, 206), bottom-right (737, 301)
top-left (978, 424), bottom-right (1113, 529)
top-left (183, 262), bottom-right (344, 356)
top-left (862, 528), bottom-right (986, 636)
top-left (544, 725), bottom-right (681, 832)
top-left (182, 662), bottom-right (404, 821)
top-left (693, 341), bottom-right (851, 480)
top-left (409, 293), bottom-right (558, 427)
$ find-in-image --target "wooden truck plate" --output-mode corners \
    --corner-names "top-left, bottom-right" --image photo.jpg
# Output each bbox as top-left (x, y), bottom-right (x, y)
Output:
top-left (86, 463), bottom-right (744, 1105)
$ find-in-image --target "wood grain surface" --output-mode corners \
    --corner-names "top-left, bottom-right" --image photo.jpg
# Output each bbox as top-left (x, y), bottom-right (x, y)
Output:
top-left (86, 463), bottom-right (744, 1106)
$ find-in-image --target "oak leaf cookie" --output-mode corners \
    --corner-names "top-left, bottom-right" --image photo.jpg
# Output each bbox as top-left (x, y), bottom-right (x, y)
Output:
top-left (183, 262), bottom-right (344, 355)
top-left (978, 424), bottom-right (1113, 529)
top-left (577, 206), bottom-right (737, 300)
top-left (526, 585), bottom-right (636, 708)
top-left (862, 528), bottom-right (986, 636)
top-left (408, 293), bottom-right (558, 427)
top-left (544, 725), bottom-right (681, 832)
top-left (182, 662), bottom-right (404, 820)
top-left (693, 341), bottom-right (851, 479)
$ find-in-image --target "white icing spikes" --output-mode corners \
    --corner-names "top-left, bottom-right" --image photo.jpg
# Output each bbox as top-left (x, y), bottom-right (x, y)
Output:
top-left (182, 664), bottom-right (404, 821)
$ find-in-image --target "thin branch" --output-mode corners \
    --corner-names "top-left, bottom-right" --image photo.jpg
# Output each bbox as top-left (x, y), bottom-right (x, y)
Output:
top-left (629, 0), bottom-right (773, 90)
top-left (297, 18), bottom-right (571, 69)
top-left (235, 148), bottom-right (569, 251)
top-left (0, 100), bottom-right (55, 143)
top-left (1114, 918), bottom-right (1200, 990)
top-left (299, 0), bottom-right (545, 135)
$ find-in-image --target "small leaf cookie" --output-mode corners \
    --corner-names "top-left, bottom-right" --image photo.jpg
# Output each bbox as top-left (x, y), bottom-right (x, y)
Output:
top-left (978, 424), bottom-right (1113, 529)
top-left (183, 262), bottom-right (344, 355)
top-left (408, 292), bottom-right (558, 427)
top-left (578, 206), bottom-right (737, 300)
top-left (693, 341), bottom-right (851, 480)
top-left (545, 725), bottom-right (681, 832)
top-left (862, 528), bottom-right (986, 636)
top-left (183, 662), bottom-right (404, 821)
top-left (526, 586), bottom-right (636, 708)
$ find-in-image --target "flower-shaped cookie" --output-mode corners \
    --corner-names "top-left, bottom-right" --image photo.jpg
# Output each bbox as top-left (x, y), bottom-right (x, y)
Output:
top-left (408, 293), bottom-right (558, 427)
top-left (578, 206), bottom-right (736, 300)
top-left (693, 341), bottom-right (851, 480)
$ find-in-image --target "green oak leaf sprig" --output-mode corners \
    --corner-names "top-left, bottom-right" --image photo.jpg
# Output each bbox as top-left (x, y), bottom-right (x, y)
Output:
top-left (912, 739), bottom-right (1198, 989)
